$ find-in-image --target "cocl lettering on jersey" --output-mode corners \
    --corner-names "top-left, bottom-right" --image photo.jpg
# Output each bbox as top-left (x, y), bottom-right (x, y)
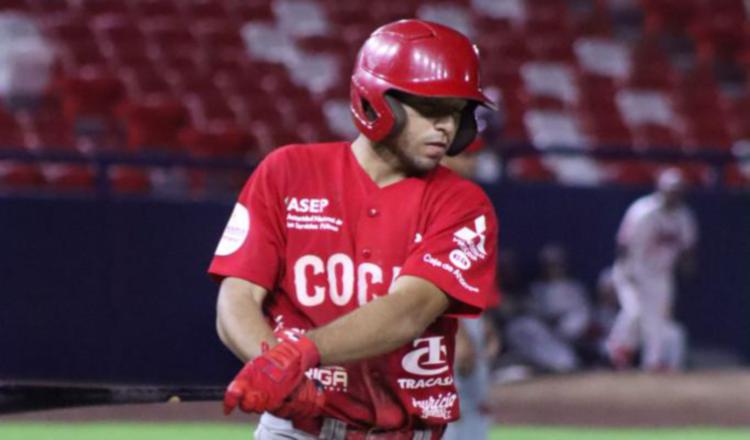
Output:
top-left (294, 254), bottom-right (401, 307)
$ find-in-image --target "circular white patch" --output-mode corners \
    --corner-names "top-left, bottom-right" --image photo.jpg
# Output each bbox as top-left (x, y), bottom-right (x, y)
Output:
top-left (449, 250), bottom-right (471, 270)
top-left (215, 203), bottom-right (250, 256)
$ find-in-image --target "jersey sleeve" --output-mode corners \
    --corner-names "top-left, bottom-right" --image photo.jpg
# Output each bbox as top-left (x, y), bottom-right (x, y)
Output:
top-left (208, 150), bottom-right (287, 290)
top-left (399, 185), bottom-right (498, 318)
top-left (617, 198), bottom-right (650, 250)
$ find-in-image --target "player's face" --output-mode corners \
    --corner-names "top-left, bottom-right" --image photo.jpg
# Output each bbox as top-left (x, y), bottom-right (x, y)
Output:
top-left (388, 95), bottom-right (467, 175)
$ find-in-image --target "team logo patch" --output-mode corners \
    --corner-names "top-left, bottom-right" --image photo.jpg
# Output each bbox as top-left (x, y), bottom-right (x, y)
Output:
top-left (450, 215), bottom-right (488, 269)
top-left (215, 203), bottom-right (249, 256)
top-left (401, 337), bottom-right (448, 376)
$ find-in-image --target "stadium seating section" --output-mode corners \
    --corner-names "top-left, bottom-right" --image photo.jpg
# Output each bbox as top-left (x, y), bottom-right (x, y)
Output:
top-left (0, 0), bottom-right (748, 193)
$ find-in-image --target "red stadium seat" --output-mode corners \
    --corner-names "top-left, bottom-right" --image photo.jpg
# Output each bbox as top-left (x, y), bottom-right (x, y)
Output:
top-left (194, 21), bottom-right (246, 52)
top-left (120, 94), bottom-right (189, 152)
top-left (118, 66), bottom-right (171, 98)
top-left (41, 163), bottom-right (96, 191)
top-left (322, 1), bottom-right (375, 27)
top-left (143, 17), bottom-right (197, 52)
top-left (155, 47), bottom-right (202, 74)
top-left (44, 15), bottom-right (96, 44)
top-left (572, 8), bottom-right (613, 38)
top-left (58, 41), bottom-right (107, 71)
top-left (55, 66), bottom-right (125, 122)
top-left (28, 0), bottom-right (70, 15)
top-left (92, 15), bottom-right (152, 67)
top-left (0, 162), bottom-right (44, 188)
top-left (689, 2), bottom-right (747, 61)
top-left (231, 0), bottom-right (274, 24)
top-left (641, 0), bottom-right (700, 33)
top-left (339, 23), bottom-right (373, 57)
top-left (182, 0), bottom-right (230, 22)
top-left (108, 165), bottom-right (151, 193)
top-left (586, 114), bottom-right (634, 149)
top-left (629, 36), bottom-right (672, 78)
top-left (724, 163), bottom-right (750, 189)
top-left (25, 111), bottom-right (77, 152)
top-left (602, 160), bottom-right (657, 186)
top-left (371, 1), bottom-right (417, 25)
top-left (166, 70), bottom-right (222, 96)
top-left (633, 124), bottom-right (682, 151)
top-left (204, 50), bottom-right (252, 84)
top-left (0, 108), bottom-right (27, 149)
top-left (248, 120), bottom-right (303, 154)
top-left (507, 156), bottom-right (556, 182)
top-left (727, 94), bottom-right (750, 142)
top-left (681, 163), bottom-right (715, 187)
top-left (180, 121), bottom-right (255, 158)
top-left (131, 0), bottom-right (180, 18)
top-left (681, 116), bottom-right (733, 152)
top-left (183, 91), bottom-right (239, 126)
top-left (527, 34), bottom-right (576, 62)
top-left (0, 0), bottom-right (31, 13)
top-left (77, 0), bottom-right (131, 17)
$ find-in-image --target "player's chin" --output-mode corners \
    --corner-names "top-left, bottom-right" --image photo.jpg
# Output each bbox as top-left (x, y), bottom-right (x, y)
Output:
top-left (403, 156), bottom-right (440, 176)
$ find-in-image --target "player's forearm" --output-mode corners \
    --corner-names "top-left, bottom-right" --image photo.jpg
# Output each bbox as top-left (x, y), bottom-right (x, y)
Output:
top-left (306, 276), bottom-right (450, 365)
top-left (216, 277), bottom-right (276, 362)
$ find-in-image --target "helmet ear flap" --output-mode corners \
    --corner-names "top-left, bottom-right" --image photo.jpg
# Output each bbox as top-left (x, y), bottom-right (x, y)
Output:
top-left (383, 94), bottom-right (407, 140)
top-left (446, 103), bottom-right (479, 156)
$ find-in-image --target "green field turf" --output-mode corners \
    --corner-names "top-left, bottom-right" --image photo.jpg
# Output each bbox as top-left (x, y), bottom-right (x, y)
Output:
top-left (1, 423), bottom-right (749, 440)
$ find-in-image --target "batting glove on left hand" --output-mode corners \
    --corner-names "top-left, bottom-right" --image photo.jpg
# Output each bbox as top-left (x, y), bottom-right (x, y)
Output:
top-left (223, 332), bottom-right (320, 415)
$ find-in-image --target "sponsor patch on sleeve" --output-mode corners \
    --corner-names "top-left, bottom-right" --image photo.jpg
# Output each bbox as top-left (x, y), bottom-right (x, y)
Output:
top-left (215, 203), bottom-right (250, 256)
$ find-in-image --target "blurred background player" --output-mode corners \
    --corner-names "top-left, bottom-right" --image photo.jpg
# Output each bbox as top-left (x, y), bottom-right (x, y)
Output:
top-left (210, 19), bottom-right (499, 439)
top-left (441, 103), bottom-right (502, 440)
top-left (503, 244), bottom-right (592, 374)
top-left (607, 168), bottom-right (697, 372)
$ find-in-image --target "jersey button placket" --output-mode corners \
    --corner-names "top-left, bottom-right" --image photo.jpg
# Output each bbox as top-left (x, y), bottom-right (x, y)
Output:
top-left (360, 204), bottom-right (379, 260)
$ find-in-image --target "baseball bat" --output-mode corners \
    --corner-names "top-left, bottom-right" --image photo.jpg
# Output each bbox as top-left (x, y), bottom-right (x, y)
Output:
top-left (0, 382), bottom-right (224, 414)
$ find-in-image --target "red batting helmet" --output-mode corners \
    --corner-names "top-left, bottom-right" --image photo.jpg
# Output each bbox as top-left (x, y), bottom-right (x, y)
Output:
top-left (350, 19), bottom-right (495, 156)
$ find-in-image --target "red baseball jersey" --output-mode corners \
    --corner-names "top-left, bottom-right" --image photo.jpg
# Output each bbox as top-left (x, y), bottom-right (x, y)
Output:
top-left (209, 142), bottom-right (498, 429)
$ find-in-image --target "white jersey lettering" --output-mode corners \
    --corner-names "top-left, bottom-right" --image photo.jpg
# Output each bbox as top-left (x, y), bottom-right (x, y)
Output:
top-left (328, 253), bottom-right (354, 306)
top-left (294, 255), bottom-right (326, 306)
top-left (294, 254), bottom-right (401, 307)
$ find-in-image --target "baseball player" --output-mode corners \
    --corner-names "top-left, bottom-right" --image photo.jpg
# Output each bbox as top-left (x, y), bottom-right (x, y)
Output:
top-left (607, 168), bottom-right (697, 371)
top-left (209, 19), bottom-right (498, 439)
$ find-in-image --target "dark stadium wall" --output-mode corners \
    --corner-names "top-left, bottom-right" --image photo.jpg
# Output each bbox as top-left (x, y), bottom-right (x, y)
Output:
top-left (0, 186), bottom-right (748, 384)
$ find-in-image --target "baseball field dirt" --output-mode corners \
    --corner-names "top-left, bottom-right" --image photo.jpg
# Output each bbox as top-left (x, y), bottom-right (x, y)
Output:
top-left (3, 370), bottom-right (749, 429)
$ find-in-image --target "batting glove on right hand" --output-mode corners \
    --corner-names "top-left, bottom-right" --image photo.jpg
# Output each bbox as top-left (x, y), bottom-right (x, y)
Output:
top-left (223, 329), bottom-right (321, 416)
top-left (271, 376), bottom-right (325, 419)
top-left (271, 327), bottom-right (325, 419)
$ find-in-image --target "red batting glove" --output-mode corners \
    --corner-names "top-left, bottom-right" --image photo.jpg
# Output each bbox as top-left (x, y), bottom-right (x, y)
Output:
top-left (270, 327), bottom-right (325, 419)
top-left (223, 334), bottom-right (320, 415)
top-left (271, 377), bottom-right (325, 419)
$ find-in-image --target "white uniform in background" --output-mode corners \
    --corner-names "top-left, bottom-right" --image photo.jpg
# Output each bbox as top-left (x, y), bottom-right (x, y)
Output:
top-left (608, 185), bottom-right (697, 370)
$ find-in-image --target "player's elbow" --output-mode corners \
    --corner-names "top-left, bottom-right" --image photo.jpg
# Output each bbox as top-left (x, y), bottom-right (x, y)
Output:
top-left (216, 314), bottom-right (230, 346)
